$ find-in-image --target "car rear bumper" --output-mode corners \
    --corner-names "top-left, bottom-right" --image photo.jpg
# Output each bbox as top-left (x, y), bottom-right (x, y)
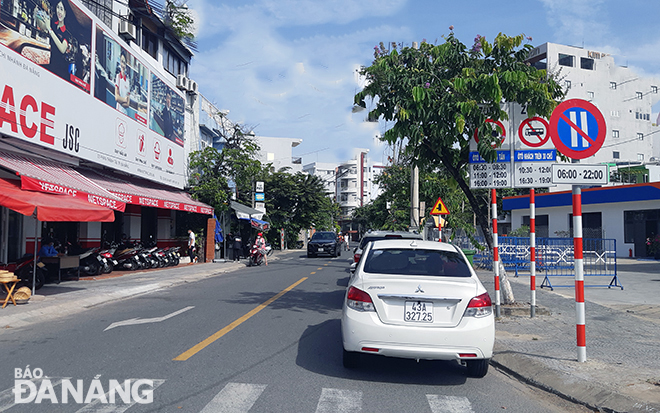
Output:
top-left (341, 306), bottom-right (494, 360)
top-left (308, 245), bottom-right (336, 255)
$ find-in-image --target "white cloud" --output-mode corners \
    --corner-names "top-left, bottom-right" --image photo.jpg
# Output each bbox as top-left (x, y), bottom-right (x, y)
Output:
top-left (540, 0), bottom-right (608, 46)
top-left (188, 0), bottom-right (409, 164)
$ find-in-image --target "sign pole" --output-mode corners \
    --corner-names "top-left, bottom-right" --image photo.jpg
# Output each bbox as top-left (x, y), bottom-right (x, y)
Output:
top-left (530, 189), bottom-right (536, 318)
top-left (573, 185), bottom-right (587, 362)
top-left (491, 189), bottom-right (500, 318)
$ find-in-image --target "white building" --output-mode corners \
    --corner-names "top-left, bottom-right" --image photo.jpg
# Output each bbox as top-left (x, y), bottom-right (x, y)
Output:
top-left (255, 137), bottom-right (303, 173)
top-left (503, 43), bottom-right (660, 257)
top-left (303, 162), bottom-right (338, 197)
top-left (527, 43), bottom-right (660, 181)
top-left (0, 0), bottom-right (213, 263)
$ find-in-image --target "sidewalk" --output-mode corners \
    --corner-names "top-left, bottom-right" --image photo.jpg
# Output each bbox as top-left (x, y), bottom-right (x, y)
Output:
top-left (481, 258), bottom-right (660, 413)
top-left (2, 251), bottom-right (659, 412)
top-left (0, 249), bottom-right (299, 329)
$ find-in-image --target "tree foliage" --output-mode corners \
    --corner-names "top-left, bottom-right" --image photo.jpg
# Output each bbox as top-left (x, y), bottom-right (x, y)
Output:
top-left (352, 156), bottom-right (483, 243)
top-left (165, 0), bottom-right (195, 40)
top-left (260, 170), bottom-right (339, 246)
top-left (355, 32), bottom-right (564, 249)
top-left (187, 124), bottom-right (262, 213)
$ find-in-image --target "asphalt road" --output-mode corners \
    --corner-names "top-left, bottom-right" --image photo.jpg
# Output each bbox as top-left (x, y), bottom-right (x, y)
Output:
top-left (0, 253), bottom-right (590, 412)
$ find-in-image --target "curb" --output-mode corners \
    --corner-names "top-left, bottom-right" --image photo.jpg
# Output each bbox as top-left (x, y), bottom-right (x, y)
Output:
top-left (491, 349), bottom-right (660, 413)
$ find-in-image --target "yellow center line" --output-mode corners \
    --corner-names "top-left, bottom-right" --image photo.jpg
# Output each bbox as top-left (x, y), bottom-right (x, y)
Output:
top-left (317, 267), bottom-right (323, 270)
top-left (310, 272), bottom-right (316, 274)
top-left (173, 277), bottom-right (308, 361)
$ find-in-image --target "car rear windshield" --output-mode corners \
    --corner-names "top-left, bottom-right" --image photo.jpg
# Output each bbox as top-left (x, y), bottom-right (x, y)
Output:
top-left (358, 234), bottom-right (419, 249)
top-left (363, 248), bottom-right (472, 277)
top-left (312, 232), bottom-right (335, 240)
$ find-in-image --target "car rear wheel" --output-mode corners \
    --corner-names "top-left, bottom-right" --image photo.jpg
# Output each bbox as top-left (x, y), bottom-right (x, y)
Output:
top-left (466, 359), bottom-right (489, 378)
top-left (342, 349), bottom-right (360, 369)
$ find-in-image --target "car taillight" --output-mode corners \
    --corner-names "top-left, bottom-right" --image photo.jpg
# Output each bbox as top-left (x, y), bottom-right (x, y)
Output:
top-left (464, 292), bottom-right (492, 318)
top-left (353, 253), bottom-right (361, 263)
top-left (346, 286), bottom-right (375, 312)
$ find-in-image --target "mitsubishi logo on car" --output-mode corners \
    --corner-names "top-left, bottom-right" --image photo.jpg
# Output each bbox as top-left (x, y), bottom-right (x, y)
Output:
top-left (415, 285), bottom-right (424, 293)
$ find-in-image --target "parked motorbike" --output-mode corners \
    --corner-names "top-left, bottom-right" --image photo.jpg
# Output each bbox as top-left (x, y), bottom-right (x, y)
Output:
top-left (12, 256), bottom-right (47, 290)
top-left (78, 247), bottom-right (105, 276)
top-left (167, 246), bottom-right (181, 266)
top-left (113, 246), bottom-right (142, 270)
top-left (99, 247), bottom-right (117, 274)
top-left (247, 244), bottom-right (265, 267)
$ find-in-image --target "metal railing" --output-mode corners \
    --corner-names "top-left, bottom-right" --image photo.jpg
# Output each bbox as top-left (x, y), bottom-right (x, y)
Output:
top-left (454, 236), bottom-right (622, 290)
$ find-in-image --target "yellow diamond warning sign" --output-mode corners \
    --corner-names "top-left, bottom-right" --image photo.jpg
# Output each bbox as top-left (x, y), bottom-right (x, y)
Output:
top-left (430, 196), bottom-right (449, 215)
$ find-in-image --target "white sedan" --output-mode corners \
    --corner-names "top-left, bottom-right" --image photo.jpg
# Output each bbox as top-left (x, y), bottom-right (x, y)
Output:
top-left (341, 239), bottom-right (495, 377)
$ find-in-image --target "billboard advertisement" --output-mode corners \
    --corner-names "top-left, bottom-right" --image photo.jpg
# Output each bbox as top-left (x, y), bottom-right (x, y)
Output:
top-left (0, 0), bottom-right (185, 188)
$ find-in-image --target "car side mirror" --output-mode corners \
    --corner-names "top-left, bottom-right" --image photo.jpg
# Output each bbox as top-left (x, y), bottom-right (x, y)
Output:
top-left (350, 262), bottom-right (357, 274)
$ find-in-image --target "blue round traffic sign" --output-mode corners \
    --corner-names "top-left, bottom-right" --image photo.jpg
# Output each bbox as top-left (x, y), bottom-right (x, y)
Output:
top-left (549, 99), bottom-right (606, 159)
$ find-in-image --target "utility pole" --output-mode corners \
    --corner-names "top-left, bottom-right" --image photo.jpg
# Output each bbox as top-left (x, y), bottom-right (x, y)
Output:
top-left (410, 164), bottom-right (419, 231)
top-left (409, 41), bottom-right (420, 233)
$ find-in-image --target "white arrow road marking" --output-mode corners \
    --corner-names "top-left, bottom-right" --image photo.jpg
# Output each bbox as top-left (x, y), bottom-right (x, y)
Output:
top-left (200, 383), bottom-right (267, 413)
top-left (315, 388), bottom-right (362, 413)
top-left (104, 306), bottom-right (194, 331)
top-left (427, 394), bottom-right (474, 413)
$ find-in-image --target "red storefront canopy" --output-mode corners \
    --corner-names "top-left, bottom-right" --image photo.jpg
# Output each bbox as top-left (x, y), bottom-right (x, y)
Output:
top-left (0, 151), bottom-right (126, 212)
top-left (77, 168), bottom-right (213, 215)
top-left (0, 178), bottom-right (115, 222)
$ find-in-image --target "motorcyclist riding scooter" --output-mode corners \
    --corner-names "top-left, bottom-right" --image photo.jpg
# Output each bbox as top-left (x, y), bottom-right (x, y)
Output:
top-left (248, 232), bottom-right (268, 267)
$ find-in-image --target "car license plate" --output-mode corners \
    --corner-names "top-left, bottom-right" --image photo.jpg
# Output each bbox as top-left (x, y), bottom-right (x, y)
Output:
top-left (405, 301), bottom-right (433, 323)
top-left (318, 248), bottom-right (324, 252)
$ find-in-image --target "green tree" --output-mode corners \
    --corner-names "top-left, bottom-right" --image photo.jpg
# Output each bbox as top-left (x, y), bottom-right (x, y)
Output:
top-left (187, 124), bottom-right (263, 214)
top-left (353, 156), bottom-right (482, 243)
top-left (355, 32), bottom-right (564, 249)
top-left (261, 170), bottom-right (338, 247)
top-left (165, 0), bottom-right (195, 40)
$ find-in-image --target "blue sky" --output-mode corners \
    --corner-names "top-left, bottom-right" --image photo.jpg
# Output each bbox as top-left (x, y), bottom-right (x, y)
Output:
top-left (187, 0), bottom-right (660, 166)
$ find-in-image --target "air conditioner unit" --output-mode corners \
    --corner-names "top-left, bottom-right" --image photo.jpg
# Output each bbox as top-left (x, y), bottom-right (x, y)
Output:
top-left (119, 20), bottom-right (136, 41)
top-left (176, 75), bottom-right (189, 90)
top-left (187, 80), bottom-right (198, 94)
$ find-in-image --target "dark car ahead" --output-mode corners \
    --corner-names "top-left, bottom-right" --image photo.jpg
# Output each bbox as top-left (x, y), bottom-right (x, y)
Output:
top-left (307, 231), bottom-right (341, 258)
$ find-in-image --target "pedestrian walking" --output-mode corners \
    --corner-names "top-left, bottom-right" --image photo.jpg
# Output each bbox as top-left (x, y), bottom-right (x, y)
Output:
top-left (188, 229), bottom-right (197, 264)
top-left (344, 233), bottom-right (350, 251)
top-left (233, 233), bottom-right (243, 261)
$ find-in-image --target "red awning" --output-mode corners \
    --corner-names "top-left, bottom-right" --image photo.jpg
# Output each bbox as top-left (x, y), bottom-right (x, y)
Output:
top-left (0, 151), bottom-right (126, 212)
top-left (77, 168), bottom-right (213, 215)
top-left (0, 177), bottom-right (115, 222)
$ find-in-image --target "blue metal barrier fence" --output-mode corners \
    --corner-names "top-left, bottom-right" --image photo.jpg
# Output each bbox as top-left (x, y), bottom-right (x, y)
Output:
top-left (454, 236), bottom-right (622, 290)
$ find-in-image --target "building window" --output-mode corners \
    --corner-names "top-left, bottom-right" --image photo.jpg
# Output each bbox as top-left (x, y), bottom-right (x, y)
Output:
top-left (638, 153), bottom-right (645, 162)
top-left (636, 92), bottom-right (643, 100)
top-left (558, 54), bottom-right (574, 67)
top-left (610, 82), bottom-right (617, 90)
top-left (637, 133), bottom-right (644, 141)
top-left (612, 130), bottom-right (619, 139)
top-left (580, 57), bottom-right (594, 70)
top-left (587, 91), bottom-right (594, 100)
top-left (564, 80), bottom-right (571, 90)
top-left (653, 86), bottom-right (658, 94)
top-left (141, 29), bottom-right (158, 60)
top-left (613, 151), bottom-right (620, 159)
top-left (80, 0), bottom-right (112, 27)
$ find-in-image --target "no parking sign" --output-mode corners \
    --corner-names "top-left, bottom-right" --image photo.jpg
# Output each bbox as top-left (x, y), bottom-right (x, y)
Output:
top-left (549, 99), bottom-right (606, 159)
